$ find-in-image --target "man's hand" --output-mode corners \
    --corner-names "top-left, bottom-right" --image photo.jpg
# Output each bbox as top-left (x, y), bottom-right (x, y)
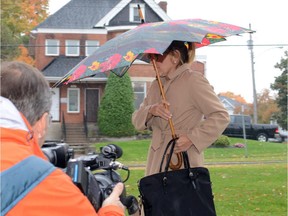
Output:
top-left (102, 183), bottom-right (125, 210)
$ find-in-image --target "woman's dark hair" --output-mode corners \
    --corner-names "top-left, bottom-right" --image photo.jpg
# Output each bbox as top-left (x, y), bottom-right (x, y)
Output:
top-left (166, 41), bottom-right (196, 64)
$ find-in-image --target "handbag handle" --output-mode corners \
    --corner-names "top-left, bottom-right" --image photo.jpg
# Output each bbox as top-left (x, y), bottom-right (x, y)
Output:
top-left (159, 139), bottom-right (191, 173)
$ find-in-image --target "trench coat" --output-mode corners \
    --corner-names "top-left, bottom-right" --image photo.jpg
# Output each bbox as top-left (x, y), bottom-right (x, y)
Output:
top-left (132, 64), bottom-right (230, 175)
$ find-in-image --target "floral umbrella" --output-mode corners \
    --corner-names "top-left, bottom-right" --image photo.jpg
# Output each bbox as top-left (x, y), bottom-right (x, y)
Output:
top-left (54, 18), bottom-right (254, 87)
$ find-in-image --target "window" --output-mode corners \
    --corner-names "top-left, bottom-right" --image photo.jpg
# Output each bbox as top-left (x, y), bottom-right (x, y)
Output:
top-left (45, 39), bottom-right (59, 56)
top-left (129, 3), bottom-right (145, 22)
top-left (132, 81), bottom-right (146, 109)
top-left (85, 40), bottom-right (100, 56)
top-left (65, 40), bottom-right (80, 56)
top-left (67, 88), bottom-right (80, 113)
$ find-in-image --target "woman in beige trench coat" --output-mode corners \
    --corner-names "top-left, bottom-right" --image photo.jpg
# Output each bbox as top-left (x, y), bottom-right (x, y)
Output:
top-left (132, 41), bottom-right (230, 176)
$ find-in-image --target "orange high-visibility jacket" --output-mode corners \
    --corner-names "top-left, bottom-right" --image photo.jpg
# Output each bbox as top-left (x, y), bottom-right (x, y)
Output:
top-left (0, 96), bottom-right (124, 216)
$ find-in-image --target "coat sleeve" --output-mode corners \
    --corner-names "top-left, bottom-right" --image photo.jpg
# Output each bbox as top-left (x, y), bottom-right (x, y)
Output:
top-left (98, 205), bottom-right (125, 216)
top-left (132, 100), bottom-right (152, 131)
top-left (187, 72), bottom-right (230, 152)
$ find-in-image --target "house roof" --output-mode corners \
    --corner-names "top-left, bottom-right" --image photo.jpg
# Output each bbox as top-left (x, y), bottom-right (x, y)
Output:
top-left (96, 0), bottom-right (171, 27)
top-left (36, 0), bottom-right (170, 30)
top-left (42, 56), bottom-right (107, 79)
top-left (37, 0), bottom-right (120, 29)
top-left (219, 95), bottom-right (245, 109)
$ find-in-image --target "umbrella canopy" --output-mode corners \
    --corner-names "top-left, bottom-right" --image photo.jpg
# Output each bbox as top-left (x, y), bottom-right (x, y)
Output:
top-left (54, 18), bottom-right (254, 86)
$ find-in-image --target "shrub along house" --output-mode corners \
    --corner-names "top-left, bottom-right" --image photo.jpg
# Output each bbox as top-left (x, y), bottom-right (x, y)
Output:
top-left (29, 0), bottom-right (205, 150)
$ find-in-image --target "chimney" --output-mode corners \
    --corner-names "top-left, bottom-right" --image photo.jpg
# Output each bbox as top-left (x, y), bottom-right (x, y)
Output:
top-left (158, 1), bottom-right (167, 13)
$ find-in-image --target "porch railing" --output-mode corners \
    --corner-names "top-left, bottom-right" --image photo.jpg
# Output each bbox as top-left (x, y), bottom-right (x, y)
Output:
top-left (61, 112), bottom-right (66, 140)
top-left (83, 112), bottom-right (88, 138)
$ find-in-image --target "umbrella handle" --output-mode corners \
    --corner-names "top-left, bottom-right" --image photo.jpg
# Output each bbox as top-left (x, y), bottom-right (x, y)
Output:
top-left (137, 4), bottom-right (145, 24)
top-left (151, 57), bottom-right (183, 170)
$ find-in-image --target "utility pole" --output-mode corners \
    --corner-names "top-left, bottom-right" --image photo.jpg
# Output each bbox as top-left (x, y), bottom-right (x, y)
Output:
top-left (247, 23), bottom-right (257, 124)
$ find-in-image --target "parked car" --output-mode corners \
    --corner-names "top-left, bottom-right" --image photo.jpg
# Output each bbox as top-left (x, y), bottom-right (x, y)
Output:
top-left (222, 115), bottom-right (279, 142)
top-left (276, 128), bottom-right (288, 143)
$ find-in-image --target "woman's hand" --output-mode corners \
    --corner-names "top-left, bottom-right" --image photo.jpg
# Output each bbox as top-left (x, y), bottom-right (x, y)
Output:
top-left (174, 135), bottom-right (192, 153)
top-left (148, 100), bottom-right (172, 121)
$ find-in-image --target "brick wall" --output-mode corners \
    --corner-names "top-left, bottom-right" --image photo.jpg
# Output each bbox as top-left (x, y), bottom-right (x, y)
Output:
top-left (34, 33), bottom-right (108, 70)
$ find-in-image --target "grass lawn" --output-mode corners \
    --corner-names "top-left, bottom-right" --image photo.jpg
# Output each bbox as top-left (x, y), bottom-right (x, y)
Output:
top-left (91, 138), bottom-right (287, 215)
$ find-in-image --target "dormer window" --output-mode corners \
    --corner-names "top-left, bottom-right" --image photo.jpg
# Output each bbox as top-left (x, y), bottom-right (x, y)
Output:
top-left (65, 40), bottom-right (80, 56)
top-left (129, 3), bottom-right (145, 23)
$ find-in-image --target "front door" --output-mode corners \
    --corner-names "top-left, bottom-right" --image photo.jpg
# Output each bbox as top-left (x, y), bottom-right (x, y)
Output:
top-left (86, 89), bottom-right (99, 122)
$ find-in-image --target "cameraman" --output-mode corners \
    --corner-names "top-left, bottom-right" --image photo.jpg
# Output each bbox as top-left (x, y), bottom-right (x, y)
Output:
top-left (0, 61), bottom-right (125, 216)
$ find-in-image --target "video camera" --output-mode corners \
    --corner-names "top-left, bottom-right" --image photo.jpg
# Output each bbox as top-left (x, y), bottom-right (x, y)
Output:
top-left (42, 141), bottom-right (139, 215)
top-left (42, 140), bottom-right (74, 168)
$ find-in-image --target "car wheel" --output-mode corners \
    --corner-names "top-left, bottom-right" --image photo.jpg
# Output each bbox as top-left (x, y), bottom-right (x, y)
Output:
top-left (257, 133), bottom-right (268, 142)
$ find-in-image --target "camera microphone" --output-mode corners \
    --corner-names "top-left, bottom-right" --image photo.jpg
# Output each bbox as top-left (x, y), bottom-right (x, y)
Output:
top-left (109, 161), bottom-right (128, 171)
top-left (101, 144), bottom-right (123, 159)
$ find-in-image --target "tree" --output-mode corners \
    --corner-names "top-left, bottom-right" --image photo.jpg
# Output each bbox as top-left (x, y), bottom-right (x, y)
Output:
top-left (1, 0), bottom-right (48, 61)
top-left (0, 23), bottom-right (20, 60)
top-left (16, 45), bottom-right (35, 65)
top-left (98, 72), bottom-right (136, 137)
top-left (271, 50), bottom-right (288, 129)
top-left (257, 89), bottom-right (279, 124)
top-left (1, 0), bottom-right (48, 35)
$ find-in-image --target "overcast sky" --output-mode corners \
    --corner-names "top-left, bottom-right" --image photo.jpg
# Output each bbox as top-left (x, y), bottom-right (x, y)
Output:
top-left (48, 0), bottom-right (288, 103)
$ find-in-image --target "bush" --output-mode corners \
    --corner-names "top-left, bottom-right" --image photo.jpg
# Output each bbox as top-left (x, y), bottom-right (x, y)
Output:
top-left (136, 130), bottom-right (152, 139)
top-left (212, 135), bottom-right (231, 147)
top-left (98, 72), bottom-right (136, 137)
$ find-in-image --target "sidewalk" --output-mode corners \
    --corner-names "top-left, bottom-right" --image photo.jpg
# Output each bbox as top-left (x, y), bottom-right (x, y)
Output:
top-left (126, 160), bottom-right (287, 169)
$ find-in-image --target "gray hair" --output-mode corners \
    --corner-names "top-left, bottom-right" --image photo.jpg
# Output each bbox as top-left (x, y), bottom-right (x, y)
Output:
top-left (0, 61), bottom-right (52, 126)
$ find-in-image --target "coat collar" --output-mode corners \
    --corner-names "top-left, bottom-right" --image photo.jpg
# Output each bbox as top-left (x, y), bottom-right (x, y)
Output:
top-left (0, 96), bottom-right (29, 131)
top-left (166, 63), bottom-right (191, 81)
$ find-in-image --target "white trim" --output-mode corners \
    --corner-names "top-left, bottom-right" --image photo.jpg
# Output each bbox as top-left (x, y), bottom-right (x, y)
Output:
top-left (106, 25), bottom-right (137, 32)
top-left (32, 28), bottom-right (108, 34)
top-left (47, 77), bottom-right (108, 82)
top-left (32, 26), bottom-right (137, 34)
top-left (144, 0), bottom-right (171, 21)
top-left (221, 98), bottom-right (235, 109)
top-left (95, 0), bottom-right (131, 27)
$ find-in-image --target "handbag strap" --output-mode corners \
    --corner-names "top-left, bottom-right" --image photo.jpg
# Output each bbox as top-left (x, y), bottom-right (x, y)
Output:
top-left (159, 138), bottom-right (175, 173)
top-left (182, 151), bottom-right (191, 169)
top-left (159, 138), bottom-right (191, 173)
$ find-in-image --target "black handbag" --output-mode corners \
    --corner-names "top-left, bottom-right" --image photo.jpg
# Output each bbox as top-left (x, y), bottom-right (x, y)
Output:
top-left (138, 138), bottom-right (217, 216)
